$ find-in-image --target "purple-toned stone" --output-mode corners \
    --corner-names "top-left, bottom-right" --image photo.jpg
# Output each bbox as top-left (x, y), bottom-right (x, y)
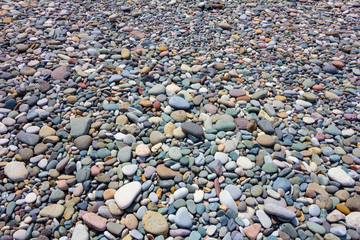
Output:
top-left (170, 229), bottom-right (191, 237)
top-left (234, 118), bottom-right (249, 129)
top-left (229, 88), bottom-right (246, 97)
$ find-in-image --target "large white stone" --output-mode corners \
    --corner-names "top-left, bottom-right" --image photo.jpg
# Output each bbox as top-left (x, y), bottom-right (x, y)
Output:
top-left (5, 161), bottom-right (28, 182)
top-left (114, 181), bottom-right (141, 209)
top-left (328, 167), bottom-right (355, 186)
top-left (219, 190), bottom-right (238, 213)
top-left (173, 188), bottom-right (189, 200)
top-left (236, 157), bottom-right (253, 170)
top-left (71, 224), bottom-right (89, 240)
top-left (345, 212), bottom-right (360, 229)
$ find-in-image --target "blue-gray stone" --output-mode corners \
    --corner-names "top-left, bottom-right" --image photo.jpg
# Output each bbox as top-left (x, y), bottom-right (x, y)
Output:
top-left (272, 178), bottom-right (292, 192)
top-left (97, 148), bottom-right (111, 158)
top-left (70, 117), bottom-right (92, 138)
top-left (103, 104), bottom-right (120, 111)
top-left (175, 207), bottom-right (192, 228)
top-left (17, 131), bottom-right (40, 146)
top-left (215, 119), bottom-right (236, 131)
top-left (169, 96), bottom-right (190, 110)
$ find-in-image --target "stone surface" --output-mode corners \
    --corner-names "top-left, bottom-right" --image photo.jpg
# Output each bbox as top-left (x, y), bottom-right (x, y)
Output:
top-left (142, 211), bottom-right (169, 235)
top-left (114, 182), bottom-right (142, 209)
top-left (4, 162), bottom-right (28, 182)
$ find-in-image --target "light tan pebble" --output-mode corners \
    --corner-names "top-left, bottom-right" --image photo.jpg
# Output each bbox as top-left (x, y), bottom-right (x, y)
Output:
top-left (108, 202), bottom-right (123, 215)
top-left (166, 84), bottom-right (181, 93)
top-left (151, 143), bottom-right (162, 152)
top-left (309, 162), bottom-right (318, 172)
top-left (148, 117), bottom-right (162, 124)
top-left (135, 144), bottom-right (151, 157)
top-left (164, 122), bottom-right (175, 138)
top-left (173, 127), bottom-right (185, 138)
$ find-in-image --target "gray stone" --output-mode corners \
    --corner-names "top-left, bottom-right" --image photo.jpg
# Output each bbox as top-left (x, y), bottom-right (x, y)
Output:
top-left (70, 117), bottom-right (92, 138)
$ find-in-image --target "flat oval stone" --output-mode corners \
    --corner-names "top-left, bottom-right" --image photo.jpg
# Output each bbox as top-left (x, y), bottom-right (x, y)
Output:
top-left (114, 182), bottom-right (141, 209)
top-left (142, 211), bottom-right (169, 235)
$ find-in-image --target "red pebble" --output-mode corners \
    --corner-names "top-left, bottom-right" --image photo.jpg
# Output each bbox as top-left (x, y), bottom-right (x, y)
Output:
top-left (313, 85), bottom-right (323, 90)
top-left (153, 100), bottom-right (161, 110)
top-left (78, 82), bottom-right (87, 89)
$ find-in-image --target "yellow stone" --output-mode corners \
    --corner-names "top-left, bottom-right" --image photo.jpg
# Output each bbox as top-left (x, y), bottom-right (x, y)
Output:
top-left (265, 38), bottom-right (271, 43)
top-left (275, 95), bottom-right (286, 102)
top-left (14, 154), bottom-right (22, 161)
top-left (3, 17), bottom-right (12, 24)
top-left (142, 211), bottom-right (169, 235)
top-left (219, 205), bottom-right (227, 211)
top-left (203, 187), bottom-right (211, 193)
top-left (336, 204), bottom-right (350, 215)
top-left (156, 188), bottom-right (162, 198)
top-left (255, 29), bottom-right (263, 34)
top-left (308, 147), bottom-right (322, 155)
top-left (123, 234), bottom-right (132, 240)
top-left (157, 46), bottom-right (168, 51)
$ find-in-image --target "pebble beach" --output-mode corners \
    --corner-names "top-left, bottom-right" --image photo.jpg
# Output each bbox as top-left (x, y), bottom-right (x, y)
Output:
top-left (0, 0), bottom-right (360, 240)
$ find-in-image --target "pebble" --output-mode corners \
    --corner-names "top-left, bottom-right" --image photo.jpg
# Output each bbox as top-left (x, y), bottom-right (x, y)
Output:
top-left (175, 207), bottom-right (192, 228)
top-left (142, 211), bottom-right (169, 235)
top-left (328, 167), bottom-right (355, 186)
top-left (4, 162), bottom-right (28, 182)
top-left (71, 224), bottom-right (89, 240)
top-left (114, 182), bottom-right (141, 209)
top-left (1, 0), bottom-right (360, 239)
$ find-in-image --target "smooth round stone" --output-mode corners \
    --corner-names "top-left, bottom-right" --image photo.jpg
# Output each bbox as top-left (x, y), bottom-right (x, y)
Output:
top-left (39, 204), bottom-right (64, 218)
top-left (175, 207), bottom-right (192, 228)
top-left (262, 163), bottom-right (278, 174)
top-left (97, 148), bottom-right (111, 158)
top-left (142, 211), bottom-right (169, 235)
top-left (328, 167), bottom-right (355, 186)
top-left (251, 185), bottom-right (263, 197)
top-left (264, 203), bottom-right (296, 219)
top-left (219, 190), bottom-right (238, 213)
top-left (122, 164), bottom-right (138, 176)
top-left (26, 126), bottom-right (40, 134)
top-left (309, 204), bottom-right (321, 217)
top-left (13, 229), bottom-right (27, 240)
top-left (25, 192), bottom-right (37, 204)
top-left (256, 210), bottom-right (272, 228)
top-left (256, 134), bottom-right (275, 147)
top-left (71, 224), bottom-right (89, 240)
top-left (306, 221), bottom-right (326, 235)
top-left (5, 161), bottom-right (28, 182)
top-left (194, 190), bottom-right (204, 203)
top-left (237, 157), bottom-right (253, 170)
top-left (135, 144), bottom-right (151, 157)
top-left (215, 119), bottom-right (236, 131)
top-left (272, 178), bottom-right (291, 192)
top-left (303, 116), bottom-right (315, 124)
top-left (169, 147), bottom-right (182, 160)
top-left (181, 122), bottom-right (204, 137)
top-left (345, 212), bottom-right (360, 229)
top-left (174, 188), bottom-right (189, 200)
top-left (330, 226), bottom-right (346, 236)
top-left (114, 181), bottom-right (141, 209)
top-left (169, 96), bottom-right (190, 109)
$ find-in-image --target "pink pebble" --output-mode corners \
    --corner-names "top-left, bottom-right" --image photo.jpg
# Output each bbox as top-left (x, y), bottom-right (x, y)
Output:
top-left (57, 180), bottom-right (68, 191)
top-left (91, 165), bottom-right (100, 176)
